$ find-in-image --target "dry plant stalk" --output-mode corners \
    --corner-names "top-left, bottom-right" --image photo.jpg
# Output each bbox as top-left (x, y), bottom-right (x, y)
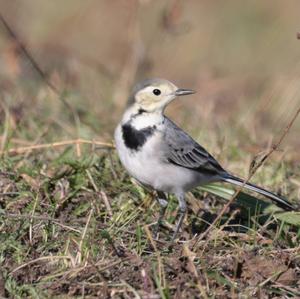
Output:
top-left (0, 138), bottom-right (114, 155)
top-left (144, 225), bottom-right (165, 288)
top-left (0, 13), bottom-right (80, 130)
top-left (4, 213), bottom-right (81, 233)
top-left (194, 105), bottom-right (300, 247)
top-left (182, 244), bottom-right (208, 299)
top-left (10, 255), bottom-right (72, 274)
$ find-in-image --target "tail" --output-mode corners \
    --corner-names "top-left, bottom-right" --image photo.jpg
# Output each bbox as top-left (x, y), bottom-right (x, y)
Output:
top-left (222, 175), bottom-right (294, 211)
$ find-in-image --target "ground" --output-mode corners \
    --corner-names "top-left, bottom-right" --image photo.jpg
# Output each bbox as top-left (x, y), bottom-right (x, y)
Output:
top-left (1, 1), bottom-right (300, 298)
top-left (1, 135), bottom-right (299, 298)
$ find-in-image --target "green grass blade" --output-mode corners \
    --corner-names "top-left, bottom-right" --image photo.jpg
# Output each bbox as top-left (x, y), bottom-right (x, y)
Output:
top-left (199, 183), bottom-right (300, 227)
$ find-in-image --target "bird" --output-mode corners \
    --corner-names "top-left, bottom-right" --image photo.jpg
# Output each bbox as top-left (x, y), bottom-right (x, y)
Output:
top-left (114, 78), bottom-right (295, 240)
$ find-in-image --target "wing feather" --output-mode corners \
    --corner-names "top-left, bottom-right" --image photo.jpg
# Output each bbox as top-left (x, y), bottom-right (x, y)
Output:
top-left (162, 118), bottom-right (225, 175)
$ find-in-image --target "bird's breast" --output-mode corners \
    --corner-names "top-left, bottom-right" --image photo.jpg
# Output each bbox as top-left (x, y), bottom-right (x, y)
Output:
top-left (121, 122), bottom-right (156, 151)
top-left (114, 123), bottom-right (162, 183)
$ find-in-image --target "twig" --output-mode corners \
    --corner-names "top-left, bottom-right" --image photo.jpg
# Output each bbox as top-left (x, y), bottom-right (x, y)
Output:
top-left (193, 105), bottom-right (300, 247)
top-left (100, 190), bottom-right (113, 217)
top-left (0, 138), bottom-right (114, 155)
top-left (0, 14), bottom-right (57, 92)
top-left (86, 170), bottom-right (113, 217)
top-left (2, 213), bottom-right (81, 233)
top-left (75, 208), bottom-right (94, 265)
top-left (75, 140), bottom-right (82, 157)
top-left (42, 256), bottom-right (131, 281)
top-left (144, 225), bottom-right (165, 288)
top-left (0, 13), bottom-right (80, 130)
top-left (10, 255), bottom-right (72, 274)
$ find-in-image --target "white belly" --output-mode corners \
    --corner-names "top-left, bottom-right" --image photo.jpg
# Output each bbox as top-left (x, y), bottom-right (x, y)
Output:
top-left (114, 125), bottom-right (211, 194)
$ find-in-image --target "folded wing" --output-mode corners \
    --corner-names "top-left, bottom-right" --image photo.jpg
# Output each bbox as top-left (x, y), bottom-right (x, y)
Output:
top-left (162, 118), bottom-right (225, 176)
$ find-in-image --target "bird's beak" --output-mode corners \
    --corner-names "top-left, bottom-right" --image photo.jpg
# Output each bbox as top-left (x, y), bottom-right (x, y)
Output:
top-left (175, 88), bottom-right (196, 96)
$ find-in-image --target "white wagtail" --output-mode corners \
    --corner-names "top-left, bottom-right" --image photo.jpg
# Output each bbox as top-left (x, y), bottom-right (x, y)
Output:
top-left (114, 78), bottom-right (294, 240)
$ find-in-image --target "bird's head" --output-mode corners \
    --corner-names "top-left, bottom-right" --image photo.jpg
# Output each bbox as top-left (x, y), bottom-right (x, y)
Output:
top-left (128, 78), bottom-right (195, 113)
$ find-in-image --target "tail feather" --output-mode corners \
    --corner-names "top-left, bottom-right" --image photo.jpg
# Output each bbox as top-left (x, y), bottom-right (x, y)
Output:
top-left (222, 175), bottom-right (294, 211)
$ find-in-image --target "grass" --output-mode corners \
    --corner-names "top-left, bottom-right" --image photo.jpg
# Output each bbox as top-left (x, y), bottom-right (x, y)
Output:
top-left (0, 112), bottom-right (299, 297)
top-left (1, 1), bottom-right (300, 297)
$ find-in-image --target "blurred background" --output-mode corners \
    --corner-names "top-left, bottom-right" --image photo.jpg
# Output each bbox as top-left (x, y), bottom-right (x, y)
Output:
top-left (0, 0), bottom-right (300, 169)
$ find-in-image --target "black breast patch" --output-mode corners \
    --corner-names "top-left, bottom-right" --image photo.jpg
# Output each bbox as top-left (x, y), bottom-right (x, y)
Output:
top-left (122, 123), bottom-right (156, 151)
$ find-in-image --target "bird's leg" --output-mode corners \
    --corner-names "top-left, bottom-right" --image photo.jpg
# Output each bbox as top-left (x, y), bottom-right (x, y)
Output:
top-left (154, 191), bottom-right (168, 238)
top-left (172, 193), bottom-right (187, 241)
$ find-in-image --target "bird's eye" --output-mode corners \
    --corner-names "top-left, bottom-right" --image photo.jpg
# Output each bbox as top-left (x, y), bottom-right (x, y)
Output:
top-left (153, 89), bottom-right (161, 96)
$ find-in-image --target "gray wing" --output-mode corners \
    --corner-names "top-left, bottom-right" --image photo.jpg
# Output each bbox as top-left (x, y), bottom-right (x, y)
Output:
top-left (162, 118), bottom-right (225, 175)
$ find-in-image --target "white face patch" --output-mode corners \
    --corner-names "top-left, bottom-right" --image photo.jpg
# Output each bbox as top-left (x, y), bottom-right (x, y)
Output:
top-left (135, 83), bottom-right (178, 112)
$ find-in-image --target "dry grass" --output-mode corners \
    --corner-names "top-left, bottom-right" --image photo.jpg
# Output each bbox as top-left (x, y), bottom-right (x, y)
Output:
top-left (0, 1), bottom-right (300, 298)
top-left (1, 142), bottom-right (299, 298)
